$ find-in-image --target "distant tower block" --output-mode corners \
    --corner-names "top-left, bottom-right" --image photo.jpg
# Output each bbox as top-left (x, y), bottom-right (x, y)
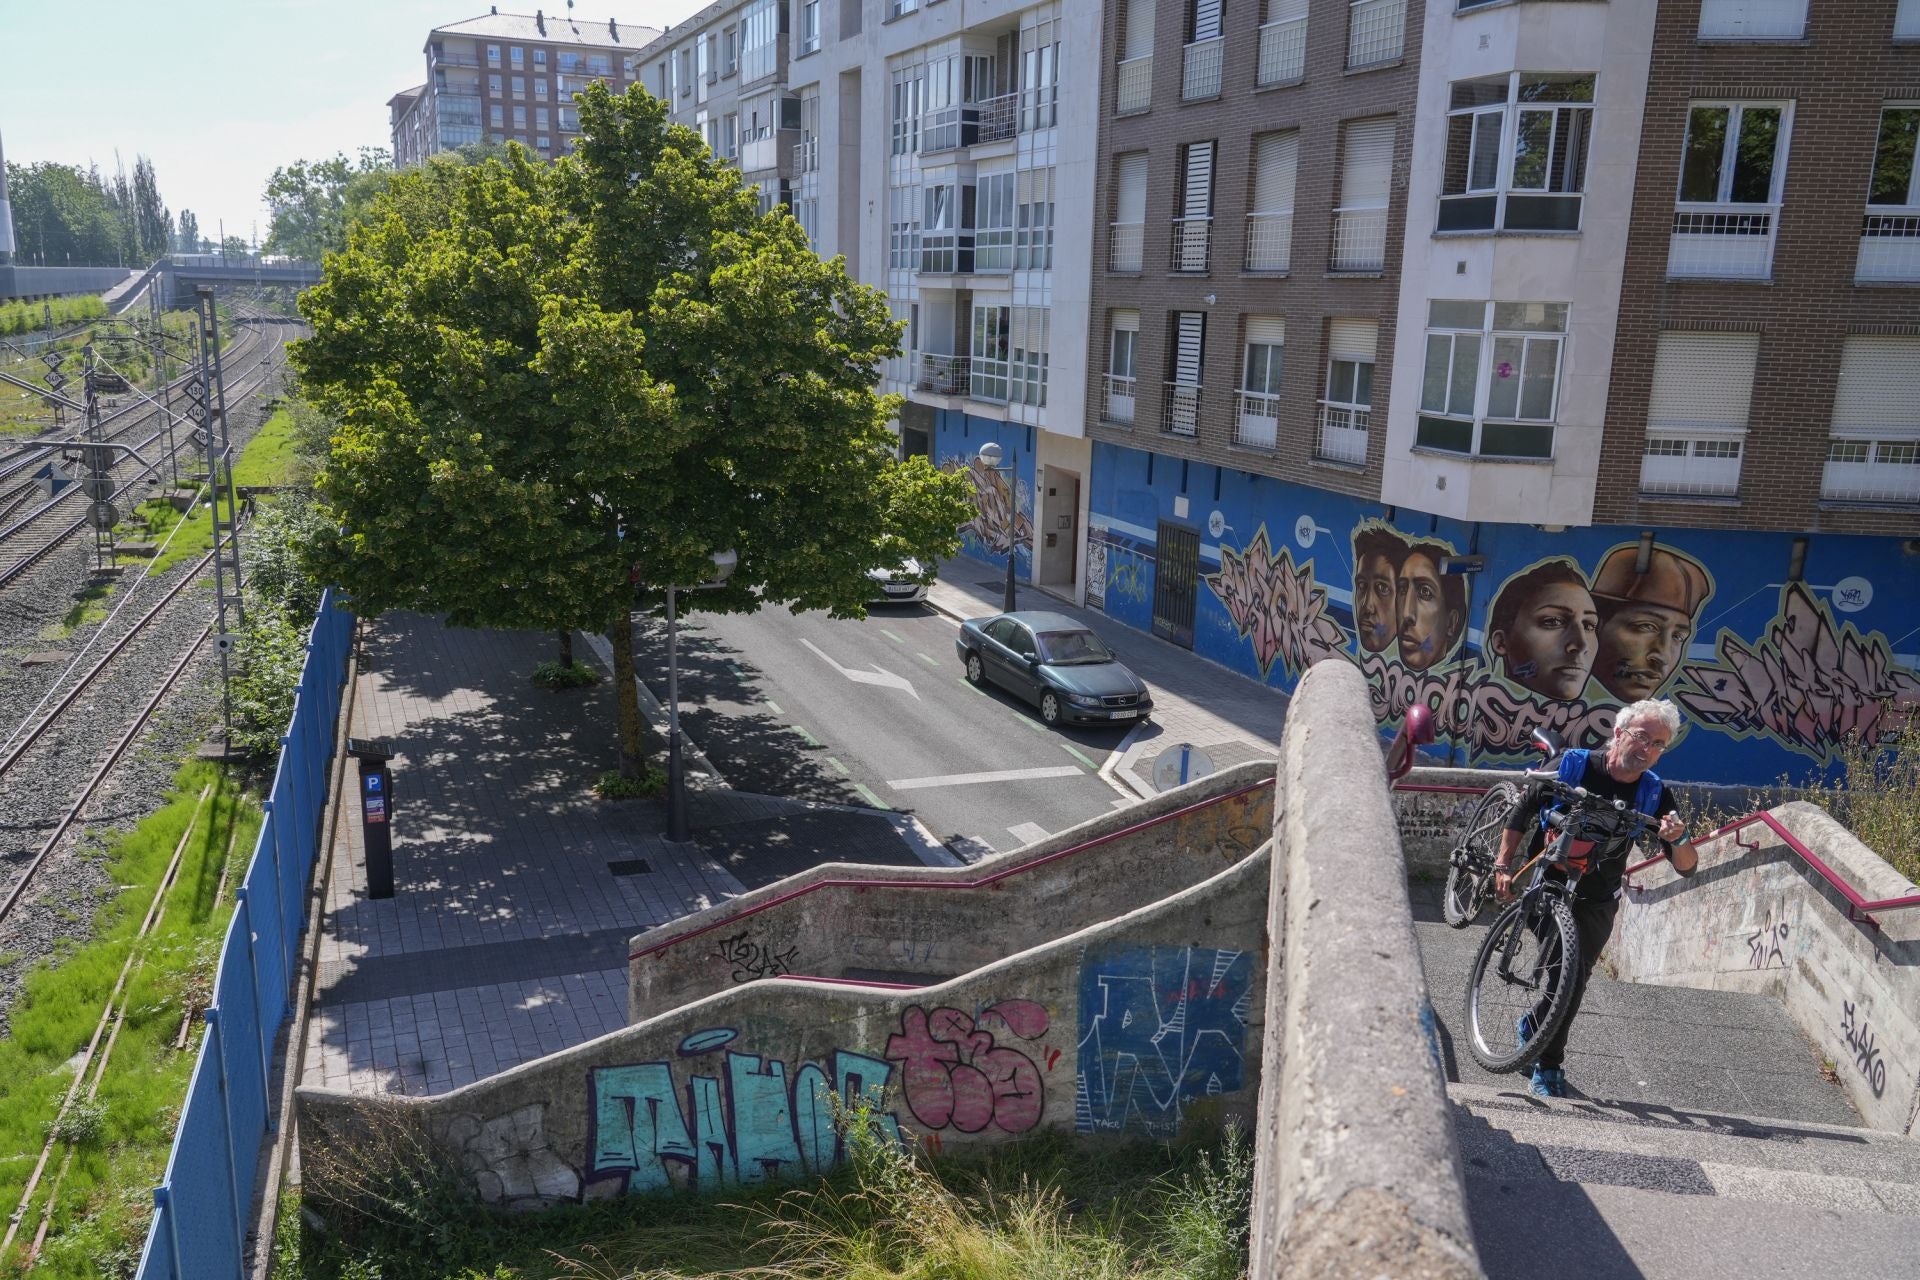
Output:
top-left (0, 128), bottom-right (15, 264)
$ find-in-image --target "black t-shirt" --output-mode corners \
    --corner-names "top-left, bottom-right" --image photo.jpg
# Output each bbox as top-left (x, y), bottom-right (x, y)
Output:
top-left (1503, 754), bottom-right (1679, 901)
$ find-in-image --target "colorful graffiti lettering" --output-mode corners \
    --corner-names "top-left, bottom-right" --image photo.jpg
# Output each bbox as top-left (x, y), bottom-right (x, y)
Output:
top-left (884, 1001), bottom-right (1050, 1135)
top-left (586, 1035), bottom-right (900, 1196)
top-left (1203, 526), bottom-right (1349, 681)
top-left (1106, 551), bottom-right (1150, 607)
top-left (1075, 945), bottom-right (1252, 1136)
top-left (714, 931), bottom-right (798, 983)
top-left (1361, 652), bottom-right (1618, 759)
top-left (943, 455), bottom-right (1033, 559)
top-left (1675, 584), bottom-right (1920, 761)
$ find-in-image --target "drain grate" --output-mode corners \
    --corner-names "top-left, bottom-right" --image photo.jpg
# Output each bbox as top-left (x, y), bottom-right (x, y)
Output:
top-left (607, 858), bottom-right (653, 876)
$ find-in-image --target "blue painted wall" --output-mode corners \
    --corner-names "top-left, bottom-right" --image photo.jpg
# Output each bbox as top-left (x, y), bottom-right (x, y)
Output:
top-left (933, 410), bottom-right (1036, 579)
top-left (1087, 440), bottom-right (1920, 787)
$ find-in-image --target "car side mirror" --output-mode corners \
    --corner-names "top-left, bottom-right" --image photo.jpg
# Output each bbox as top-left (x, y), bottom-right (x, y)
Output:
top-left (1026, 654), bottom-right (1041, 669)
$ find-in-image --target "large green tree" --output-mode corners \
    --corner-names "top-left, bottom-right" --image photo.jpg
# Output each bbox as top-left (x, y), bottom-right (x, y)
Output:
top-left (263, 147), bottom-right (393, 261)
top-left (291, 83), bottom-right (970, 778)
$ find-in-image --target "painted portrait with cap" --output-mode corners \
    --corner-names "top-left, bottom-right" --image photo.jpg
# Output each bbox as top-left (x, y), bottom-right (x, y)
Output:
top-left (1588, 543), bottom-right (1713, 704)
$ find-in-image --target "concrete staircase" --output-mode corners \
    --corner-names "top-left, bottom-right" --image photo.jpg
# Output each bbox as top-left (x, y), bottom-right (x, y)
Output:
top-left (1410, 881), bottom-right (1920, 1276)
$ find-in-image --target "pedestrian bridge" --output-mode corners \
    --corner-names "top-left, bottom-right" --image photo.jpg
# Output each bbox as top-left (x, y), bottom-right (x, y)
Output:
top-left (163, 254), bottom-right (321, 295)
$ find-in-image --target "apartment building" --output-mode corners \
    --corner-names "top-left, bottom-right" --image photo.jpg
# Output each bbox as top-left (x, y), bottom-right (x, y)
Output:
top-left (389, 8), bottom-right (662, 164)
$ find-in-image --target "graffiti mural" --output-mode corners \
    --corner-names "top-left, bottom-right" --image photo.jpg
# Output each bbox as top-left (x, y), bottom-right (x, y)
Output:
top-left (1075, 944), bottom-right (1253, 1137)
top-left (1202, 526), bottom-right (1348, 681)
top-left (941, 453), bottom-right (1033, 564)
top-left (1839, 999), bottom-right (1890, 1098)
top-left (885, 1001), bottom-right (1051, 1136)
top-left (714, 931), bottom-right (798, 983)
top-left (586, 1027), bottom-right (900, 1196)
top-left (445, 1102), bottom-right (582, 1207)
top-left (1086, 522), bottom-right (1109, 610)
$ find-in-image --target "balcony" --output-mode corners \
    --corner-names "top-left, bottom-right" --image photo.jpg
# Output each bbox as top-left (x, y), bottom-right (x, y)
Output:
top-left (794, 138), bottom-right (819, 173)
top-left (1103, 374), bottom-right (1138, 424)
top-left (1823, 443), bottom-right (1920, 505)
top-left (1316, 403), bottom-right (1369, 464)
top-left (1331, 207), bottom-right (1387, 272)
top-left (916, 353), bottom-right (972, 396)
top-left (922, 105), bottom-right (980, 153)
top-left (1856, 213), bottom-right (1920, 284)
top-left (971, 357), bottom-right (1011, 403)
top-left (1171, 217), bottom-right (1213, 273)
top-left (1163, 382), bottom-right (1202, 436)
top-left (1116, 56), bottom-right (1152, 116)
top-left (1110, 221), bottom-right (1144, 272)
top-left (1256, 17), bottom-right (1306, 86)
top-left (975, 93), bottom-right (1019, 143)
top-left (431, 51), bottom-right (483, 67)
top-left (1346, 0), bottom-right (1405, 69)
top-left (1182, 38), bottom-right (1224, 101)
top-left (920, 229), bottom-right (976, 274)
top-left (1245, 211), bottom-right (1292, 272)
top-left (741, 128), bottom-right (793, 174)
top-left (1235, 391), bottom-right (1280, 448)
top-left (1668, 203), bottom-right (1777, 280)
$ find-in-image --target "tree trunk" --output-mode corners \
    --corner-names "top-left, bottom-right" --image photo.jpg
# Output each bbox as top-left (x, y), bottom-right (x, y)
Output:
top-left (607, 617), bottom-right (656, 778)
top-left (557, 628), bottom-right (575, 668)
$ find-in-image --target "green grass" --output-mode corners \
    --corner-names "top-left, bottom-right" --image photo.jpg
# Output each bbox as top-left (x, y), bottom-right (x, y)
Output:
top-left (231, 407), bottom-right (304, 489)
top-left (0, 763), bottom-right (261, 1278)
top-left (0, 295), bottom-right (106, 337)
top-left (44, 583), bottom-right (118, 638)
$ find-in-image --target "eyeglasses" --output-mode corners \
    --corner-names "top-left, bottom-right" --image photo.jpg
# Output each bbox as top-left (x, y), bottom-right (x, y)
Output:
top-left (1618, 725), bottom-right (1669, 752)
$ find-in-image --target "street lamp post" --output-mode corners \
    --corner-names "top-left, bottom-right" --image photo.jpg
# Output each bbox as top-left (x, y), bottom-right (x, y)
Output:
top-left (664, 549), bottom-right (738, 842)
top-left (976, 441), bottom-right (1018, 614)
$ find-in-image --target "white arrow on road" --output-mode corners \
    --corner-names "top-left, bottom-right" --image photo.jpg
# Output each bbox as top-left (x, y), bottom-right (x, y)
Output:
top-left (799, 638), bottom-right (920, 700)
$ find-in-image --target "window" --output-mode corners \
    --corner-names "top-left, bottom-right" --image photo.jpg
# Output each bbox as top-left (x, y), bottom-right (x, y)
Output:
top-left (1258, 0), bottom-right (1308, 86)
top-left (1247, 131), bottom-right (1298, 271)
top-left (921, 182), bottom-right (976, 272)
top-left (1118, 0), bottom-right (1154, 116)
top-left (800, 0), bottom-right (821, 52)
top-left (536, 107), bottom-right (550, 130)
top-left (1237, 317), bottom-right (1285, 448)
top-left (890, 63), bottom-right (926, 154)
top-left (890, 0), bottom-right (920, 17)
top-left (1015, 168), bottom-right (1056, 269)
top-left (1699, 0), bottom-right (1806, 39)
top-left (536, 78), bottom-right (549, 99)
top-left (1860, 105), bottom-right (1920, 283)
top-left (1183, 0), bottom-right (1225, 101)
top-left (724, 27), bottom-right (738, 75)
top-left (1899, 0), bottom-right (1920, 37)
top-left (1106, 310), bottom-right (1140, 423)
top-left (534, 49), bottom-right (547, 66)
top-left (976, 172), bottom-right (1015, 269)
top-left (510, 46), bottom-right (524, 65)
top-left (1110, 152), bottom-right (1148, 271)
top-left (512, 75), bottom-right (525, 99)
top-left (722, 113), bottom-right (738, 157)
top-left (972, 306), bottom-right (1011, 401)
top-left (490, 103), bottom-right (505, 127)
top-left (1417, 301), bottom-right (1566, 458)
top-left (1165, 312), bottom-right (1206, 436)
top-left (1333, 119), bottom-right (1394, 271)
top-left (796, 194), bottom-right (820, 249)
top-left (513, 105), bottom-right (527, 128)
top-left (1824, 336), bottom-right (1920, 503)
top-left (1441, 74), bottom-right (1593, 233)
top-left (1669, 101), bottom-right (1790, 279)
top-left (489, 74), bottom-right (503, 95)
top-left (1173, 142), bottom-right (1215, 273)
top-left (558, 106), bottom-right (579, 133)
top-left (888, 185), bottom-right (922, 269)
top-left (487, 44), bottom-right (502, 65)
top-left (1319, 320), bottom-right (1376, 463)
top-left (679, 47), bottom-right (695, 95)
top-left (741, 0), bottom-right (781, 83)
top-left (1347, 0), bottom-right (1405, 70)
top-left (1011, 306), bottom-right (1050, 406)
top-left (1020, 18), bottom-right (1060, 130)
top-left (538, 136), bottom-right (551, 151)
top-left (1639, 333), bottom-right (1759, 497)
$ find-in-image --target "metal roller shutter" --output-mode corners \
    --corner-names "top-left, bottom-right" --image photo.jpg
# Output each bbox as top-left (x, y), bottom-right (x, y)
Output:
top-left (1251, 132), bottom-right (1298, 214)
top-left (1246, 316), bottom-right (1286, 345)
top-left (1832, 336), bottom-right (1920, 440)
top-left (1125, 0), bottom-right (1156, 58)
top-left (1328, 319), bottom-right (1377, 363)
top-left (1341, 119), bottom-right (1395, 208)
top-left (1116, 152), bottom-right (1149, 223)
top-left (1113, 308), bottom-right (1140, 333)
top-left (1648, 332), bottom-right (1759, 435)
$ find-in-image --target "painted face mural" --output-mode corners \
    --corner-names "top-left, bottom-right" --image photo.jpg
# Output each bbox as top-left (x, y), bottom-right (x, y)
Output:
top-left (1395, 544), bottom-right (1465, 672)
top-left (1487, 561), bottom-right (1600, 701)
top-left (1589, 545), bottom-right (1712, 703)
top-left (1350, 528), bottom-right (1406, 655)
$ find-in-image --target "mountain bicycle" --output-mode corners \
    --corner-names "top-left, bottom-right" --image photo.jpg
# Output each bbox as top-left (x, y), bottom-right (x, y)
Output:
top-left (1463, 774), bottom-right (1665, 1073)
top-left (1439, 729), bottom-right (1559, 929)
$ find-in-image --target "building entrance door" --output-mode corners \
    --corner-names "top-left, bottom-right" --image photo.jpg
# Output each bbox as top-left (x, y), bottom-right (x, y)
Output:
top-left (1151, 521), bottom-right (1199, 649)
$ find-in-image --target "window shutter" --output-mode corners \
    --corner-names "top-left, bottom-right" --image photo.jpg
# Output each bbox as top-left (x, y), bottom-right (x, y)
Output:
top-left (1832, 336), bottom-right (1920, 440)
top-left (1246, 316), bottom-right (1286, 345)
top-left (1329, 319), bottom-right (1378, 363)
top-left (1116, 153), bottom-right (1149, 222)
top-left (1182, 142), bottom-right (1215, 218)
top-left (1192, 0), bottom-right (1224, 42)
top-left (1647, 332), bottom-right (1759, 435)
top-left (1341, 119), bottom-right (1395, 209)
top-left (1125, 0), bottom-right (1156, 58)
top-left (1173, 312), bottom-right (1207, 382)
top-left (1114, 308), bottom-right (1141, 333)
top-left (1251, 132), bottom-right (1299, 214)
top-left (1266, 0), bottom-right (1308, 20)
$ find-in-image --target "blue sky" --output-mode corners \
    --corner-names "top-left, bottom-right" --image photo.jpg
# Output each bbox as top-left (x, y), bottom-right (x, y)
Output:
top-left (0, 0), bottom-right (704, 246)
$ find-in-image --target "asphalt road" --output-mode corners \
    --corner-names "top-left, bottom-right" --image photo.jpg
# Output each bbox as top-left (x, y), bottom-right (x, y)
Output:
top-left (630, 601), bottom-right (1136, 859)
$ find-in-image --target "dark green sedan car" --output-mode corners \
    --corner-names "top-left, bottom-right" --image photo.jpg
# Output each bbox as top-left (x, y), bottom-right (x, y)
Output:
top-left (954, 610), bottom-right (1154, 728)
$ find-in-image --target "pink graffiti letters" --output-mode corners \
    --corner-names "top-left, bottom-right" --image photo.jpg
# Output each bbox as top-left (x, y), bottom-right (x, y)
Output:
top-left (1203, 526), bottom-right (1348, 681)
top-left (1360, 653), bottom-right (1617, 759)
top-left (884, 1001), bottom-right (1049, 1136)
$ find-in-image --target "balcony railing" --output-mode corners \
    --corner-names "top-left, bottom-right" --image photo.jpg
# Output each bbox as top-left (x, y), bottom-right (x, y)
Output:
top-left (1823, 449), bottom-right (1920, 505)
top-left (974, 93), bottom-right (1018, 143)
top-left (1235, 391), bottom-right (1280, 448)
top-left (431, 51), bottom-right (483, 67)
top-left (916, 353), bottom-right (972, 396)
top-left (1857, 213), bottom-right (1920, 283)
top-left (1331, 207), bottom-right (1387, 271)
top-left (1347, 0), bottom-right (1406, 68)
top-left (1116, 55), bottom-right (1153, 116)
top-left (1317, 403), bottom-right (1369, 464)
top-left (1163, 381), bottom-right (1202, 436)
top-left (971, 357), bottom-right (1011, 403)
top-left (1171, 217), bottom-right (1213, 273)
top-left (1257, 17), bottom-right (1307, 85)
top-left (1103, 374), bottom-right (1138, 424)
top-left (794, 138), bottom-right (819, 173)
top-left (1639, 443), bottom-right (1743, 498)
top-left (1698, 0), bottom-right (1807, 38)
top-left (1110, 221), bottom-right (1145, 272)
top-left (1667, 202), bottom-right (1778, 280)
top-left (1245, 211), bottom-right (1293, 272)
top-left (1182, 37), bottom-right (1225, 100)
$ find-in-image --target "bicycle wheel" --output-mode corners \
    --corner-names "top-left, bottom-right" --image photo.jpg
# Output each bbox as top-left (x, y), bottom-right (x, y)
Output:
top-left (1465, 894), bottom-right (1580, 1073)
top-left (1442, 782), bottom-right (1520, 929)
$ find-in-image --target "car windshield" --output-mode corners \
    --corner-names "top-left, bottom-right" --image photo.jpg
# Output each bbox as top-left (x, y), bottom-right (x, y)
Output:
top-left (1036, 630), bottom-right (1113, 665)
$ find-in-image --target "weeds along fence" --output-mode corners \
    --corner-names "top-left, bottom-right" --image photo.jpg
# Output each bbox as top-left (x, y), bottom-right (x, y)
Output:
top-left (135, 590), bottom-right (356, 1280)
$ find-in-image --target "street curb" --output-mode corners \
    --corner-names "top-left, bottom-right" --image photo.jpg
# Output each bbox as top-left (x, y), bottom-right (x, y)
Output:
top-left (1100, 725), bottom-right (1158, 802)
top-left (579, 630), bottom-right (728, 791)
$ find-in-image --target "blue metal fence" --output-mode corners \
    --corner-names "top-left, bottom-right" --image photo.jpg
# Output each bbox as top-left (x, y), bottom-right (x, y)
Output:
top-left (136, 590), bottom-right (355, 1280)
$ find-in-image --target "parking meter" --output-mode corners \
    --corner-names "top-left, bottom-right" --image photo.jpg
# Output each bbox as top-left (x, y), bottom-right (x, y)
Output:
top-left (347, 738), bottom-right (396, 900)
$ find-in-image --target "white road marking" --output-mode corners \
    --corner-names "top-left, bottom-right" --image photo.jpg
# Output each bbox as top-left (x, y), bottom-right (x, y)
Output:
top-left (799, 638), bottom-right (920, 700)
top-left (886, 765), bottom-right (1084, 791)
top-left (1007, 822), bottom-right (1050, 846)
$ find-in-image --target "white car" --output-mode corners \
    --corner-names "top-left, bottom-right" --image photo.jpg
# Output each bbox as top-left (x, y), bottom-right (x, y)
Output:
top-left (868, 557), bottom-right (930, 604)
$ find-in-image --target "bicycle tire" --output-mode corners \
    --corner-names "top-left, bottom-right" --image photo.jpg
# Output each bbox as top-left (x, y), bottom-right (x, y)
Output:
top-left (1442, 781), bottom-right (1521, 929)
top-left (1465, 894), bottom-right (1580, 1074)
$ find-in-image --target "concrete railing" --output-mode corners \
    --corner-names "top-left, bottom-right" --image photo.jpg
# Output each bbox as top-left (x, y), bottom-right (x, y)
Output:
top-left (1250, 663), bottom-right (1479, 1278)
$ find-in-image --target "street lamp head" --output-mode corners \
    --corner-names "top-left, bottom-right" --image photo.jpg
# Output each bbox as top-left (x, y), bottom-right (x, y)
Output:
top-left (704, 549), bottom-right (739, 586)
top-left (977, 442), bottom-right (1004, 469)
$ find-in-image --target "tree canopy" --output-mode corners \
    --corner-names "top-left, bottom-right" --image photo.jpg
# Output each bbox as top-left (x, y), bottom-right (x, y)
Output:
top-left (291, 83), bottom-right (971, 772)
top-left (262, 147), bottom-right (393, 261)
top-left (4, 154), bottom-right (172, 267)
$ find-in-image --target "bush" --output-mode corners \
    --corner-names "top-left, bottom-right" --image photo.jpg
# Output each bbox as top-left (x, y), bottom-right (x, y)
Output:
top-left (532, 660), bottom-right (600, 690)
top-left (230, 596), bottom-right (311, 759)
top-left (593, 769), bottom-right (666, 800)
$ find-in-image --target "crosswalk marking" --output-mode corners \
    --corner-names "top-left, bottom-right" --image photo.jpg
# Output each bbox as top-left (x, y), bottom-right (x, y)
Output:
top-left (1007, 822), bottom-right (1050, 846)
top-left (886, 765), bottom-right (1084, 791)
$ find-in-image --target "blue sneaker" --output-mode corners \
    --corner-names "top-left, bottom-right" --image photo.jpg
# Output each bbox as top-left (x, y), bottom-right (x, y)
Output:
top-left (1529, 1066), bottom-right (1567, 1099)
top-left (1517, 1012), bottom-right (1536, 1048)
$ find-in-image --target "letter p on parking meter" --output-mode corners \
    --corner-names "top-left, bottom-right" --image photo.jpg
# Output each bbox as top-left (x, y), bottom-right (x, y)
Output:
top-left (347, 738), bottom-right (397, 899)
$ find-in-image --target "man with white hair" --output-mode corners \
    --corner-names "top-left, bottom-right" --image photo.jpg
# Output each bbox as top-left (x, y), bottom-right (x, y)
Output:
top-left (1492, 699), bottom-right (1700, 1098)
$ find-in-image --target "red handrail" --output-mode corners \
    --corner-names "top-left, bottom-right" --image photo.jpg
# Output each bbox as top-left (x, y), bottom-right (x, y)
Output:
top-left (628, 778), bottom-right (1274, 962)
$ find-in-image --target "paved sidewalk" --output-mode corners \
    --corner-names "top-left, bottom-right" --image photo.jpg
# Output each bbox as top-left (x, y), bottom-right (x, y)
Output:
top-left (303, 614), bottom-right (931, 1098)
top-left (928, 554), bottom-right (1287, 797)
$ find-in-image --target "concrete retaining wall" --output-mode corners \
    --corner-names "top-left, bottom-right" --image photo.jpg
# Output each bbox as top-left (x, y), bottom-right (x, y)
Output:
top-left (1610, 802), bottom-right (1920, 1136)
top-left (1250, 663), bottom-right (1479, 1279)
top-left (0, 264), bottom-right (129, 300)
top-left (629, 762), bottom-right (1274, 1022)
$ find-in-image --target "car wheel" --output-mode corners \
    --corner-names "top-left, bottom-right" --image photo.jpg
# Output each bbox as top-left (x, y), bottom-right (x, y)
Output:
top-left (965, 652), bottom-right (985, 685)
top-left (1040, 691), bottom-right (1061, 725)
